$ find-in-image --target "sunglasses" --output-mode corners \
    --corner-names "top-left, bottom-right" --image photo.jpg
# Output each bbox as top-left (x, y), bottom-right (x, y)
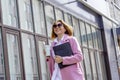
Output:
top-left (53, 23), bottom-right (63, 28)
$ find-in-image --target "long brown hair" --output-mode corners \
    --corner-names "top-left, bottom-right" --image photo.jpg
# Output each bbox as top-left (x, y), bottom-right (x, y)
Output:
top-left (51, 20), bottom-right (73, 39)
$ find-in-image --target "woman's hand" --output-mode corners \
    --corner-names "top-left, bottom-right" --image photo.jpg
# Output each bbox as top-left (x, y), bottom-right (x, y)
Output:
top-left (55, 55), bottom-right (63, 63)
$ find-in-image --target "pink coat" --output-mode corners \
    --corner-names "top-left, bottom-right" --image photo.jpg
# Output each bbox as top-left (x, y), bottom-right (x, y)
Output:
top-left (47, 34), bottom-right (84, 80)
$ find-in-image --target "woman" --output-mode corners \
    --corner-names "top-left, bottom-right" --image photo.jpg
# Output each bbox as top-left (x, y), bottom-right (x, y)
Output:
top-left (47, 20), bottom-right (84, 80)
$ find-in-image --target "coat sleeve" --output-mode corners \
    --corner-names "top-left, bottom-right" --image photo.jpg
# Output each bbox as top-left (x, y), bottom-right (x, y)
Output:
top-left (62, 37), bottom-right (83, 65)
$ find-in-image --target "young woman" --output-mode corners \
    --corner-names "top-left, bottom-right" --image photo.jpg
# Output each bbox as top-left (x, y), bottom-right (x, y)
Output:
top-left (47, 20), bottom-right (84, 80)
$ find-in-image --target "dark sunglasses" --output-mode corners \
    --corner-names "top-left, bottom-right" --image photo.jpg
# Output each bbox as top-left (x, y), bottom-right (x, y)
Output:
top-left (53, 23), bottom-right (63, 28)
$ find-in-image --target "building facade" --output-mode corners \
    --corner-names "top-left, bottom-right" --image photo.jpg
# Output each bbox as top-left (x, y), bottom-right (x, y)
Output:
top-left (0, 0), bottom-right (120, 80)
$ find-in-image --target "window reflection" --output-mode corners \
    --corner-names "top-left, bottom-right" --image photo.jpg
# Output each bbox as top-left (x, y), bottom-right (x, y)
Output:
top-left (80, 21), bottom-right (87, 47)
top-left (114, 6), bottom-right (120, 21)
top-left (114, 0), bottom-right (120, 6)
top-left (55, 8), bottom-right (64, 20)
top-left (32, 0), bottom-right (46, 35)
top-left (21, 33), bottom-right (39, 80)
top-left (91, 27), bottom-right (98, 49)
top-left (45, 3), bottom-right (55, 37)
top-left (72, 17), bottom-right (81, 45)
top-left (95, 52), bottom-right (107, 80)
top-left (96, 29), bottom-right (103, 50)
top-left (86, 24), bottom-right (93, 48)
top-left (38, 41), bottom-right (50, 80)
top-left (83, 48), bottom-right (92, 80)
top-left (89, 50), bottom-right (98, 80)
top-left (18, 0), bottom-right (33, 32)
top-left (0, 29), bottom-right (5, 80)
top-left (64, 13), bottom-right (72, 26)
top-left (1, 0), bottom-right (18, 27)
top-left (6, 34), bottom-right (21, 80)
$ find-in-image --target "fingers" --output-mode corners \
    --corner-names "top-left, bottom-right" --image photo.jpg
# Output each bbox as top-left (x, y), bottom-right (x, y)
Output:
top-left (55, 55), bottom-right (63, 63)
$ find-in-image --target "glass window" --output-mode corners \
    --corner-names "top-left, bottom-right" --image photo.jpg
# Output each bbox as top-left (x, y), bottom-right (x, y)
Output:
top-left (109, 4), bottom-right (115, 19)
top-left (113, 0), bottom-right (120, 7)
top-left (45, 3), bottom-right (55, 37)
top-left (95, 52), bottom-right (107, 80)
top-left (99, 52), bottom-right (107, 80)
top-left (55, 8), bottom-right (64, 20)
top-left (38, 41), bottom-right (50, 80)
top-left (1, 0), bottom-right (18, 27)
top-left (96, 29), bottom-right (103, 50)
top-left (21, 33), bottom-right (39, 80)
top-left (83, 48), bottom-right (92, 80)
top-left (64, 13), bottom-right (72, 26)
top-left (6, 33), bottom-right (22, 80)
top-left (72, 17), bottom-right (81, 45)
top-left (91, 27), bottom-right (98, 49)
top-left (114, 6), bottom-right (120, 22)
top-left (86, 24), bottom-right (93, 48)
top-left (89, 50), bottom-right (98, 80)
top-left (80, 21), bottom-right (87, 47)
top-left (80, 48), bottom-right (85, 78)
top-left (18, 0), bottom-right (33, 32)
top-left (0, 29), bottom-right (5, 80)
top-left (32, 0), bottom-right (46, 36)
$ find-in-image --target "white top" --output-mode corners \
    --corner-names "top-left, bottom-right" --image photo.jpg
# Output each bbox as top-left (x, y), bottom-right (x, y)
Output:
top-left (51, 36), bottom-right (65, 80)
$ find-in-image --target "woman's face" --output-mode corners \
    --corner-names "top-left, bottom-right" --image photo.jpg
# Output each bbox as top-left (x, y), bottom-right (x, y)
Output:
top-left (53, 22), bottom-right (66, 36)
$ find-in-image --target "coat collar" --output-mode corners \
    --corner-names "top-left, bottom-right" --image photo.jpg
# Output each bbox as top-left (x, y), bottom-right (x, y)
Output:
top-left (53, 34), bottom-right (70, 45)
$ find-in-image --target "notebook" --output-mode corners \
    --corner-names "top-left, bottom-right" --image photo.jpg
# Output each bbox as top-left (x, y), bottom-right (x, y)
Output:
top-left (53, 42), bottom-right (75, 69)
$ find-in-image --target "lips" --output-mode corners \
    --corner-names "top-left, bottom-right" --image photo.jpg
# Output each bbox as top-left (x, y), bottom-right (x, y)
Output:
top-left (54, 28), bottom-right (62, 34)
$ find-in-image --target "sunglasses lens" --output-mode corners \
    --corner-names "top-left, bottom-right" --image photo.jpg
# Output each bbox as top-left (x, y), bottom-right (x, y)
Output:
top-left (57, 23), bottom-right (62, 27)
top-left (53, 23), bottom-right (62, 28)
